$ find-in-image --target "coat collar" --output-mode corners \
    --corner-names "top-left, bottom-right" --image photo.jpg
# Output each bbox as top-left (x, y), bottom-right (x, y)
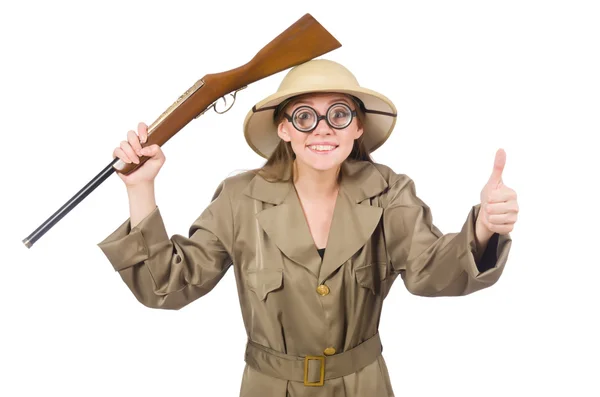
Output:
top-left (242, 160), bottom-right (388, 283)
top-left (242, 160), bottom-right (389, 205)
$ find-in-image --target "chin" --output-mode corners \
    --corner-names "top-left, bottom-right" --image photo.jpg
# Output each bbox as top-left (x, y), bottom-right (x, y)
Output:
top-left (310, 162), bottom-right (340, 172)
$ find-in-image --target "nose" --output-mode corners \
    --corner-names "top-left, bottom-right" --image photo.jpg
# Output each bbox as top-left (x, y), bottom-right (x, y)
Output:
top-left (312, 115), bottom-right (334, 135)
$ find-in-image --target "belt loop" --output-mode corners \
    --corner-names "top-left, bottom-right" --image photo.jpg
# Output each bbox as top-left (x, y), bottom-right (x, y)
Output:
top-left (304, 355), bottom-right (325, 386)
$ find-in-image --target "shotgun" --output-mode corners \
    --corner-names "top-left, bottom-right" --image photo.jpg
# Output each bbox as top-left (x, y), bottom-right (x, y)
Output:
top-left (22, 13), bottom-right (341, 249)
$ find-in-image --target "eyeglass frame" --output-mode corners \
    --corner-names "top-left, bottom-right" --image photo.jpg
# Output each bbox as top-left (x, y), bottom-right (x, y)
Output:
top-left (267, 95), bottom-right (396, 123)
top-left (282, 102), bottom-right (358, 133)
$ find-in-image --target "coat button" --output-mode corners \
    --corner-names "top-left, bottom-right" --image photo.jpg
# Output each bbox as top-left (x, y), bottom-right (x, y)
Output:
top-left (316, 284), bottom-right (330, 296)
top-left (323, 347), bottom-right (336, 356)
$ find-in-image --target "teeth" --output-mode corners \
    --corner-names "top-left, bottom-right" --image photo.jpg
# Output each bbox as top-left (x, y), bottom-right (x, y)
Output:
top-left (309, 145), bottom-right (336, 151)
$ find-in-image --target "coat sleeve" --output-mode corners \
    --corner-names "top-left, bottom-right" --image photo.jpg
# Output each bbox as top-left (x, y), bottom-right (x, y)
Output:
top-left (382, 176), bottom-right (512, 297)
top-left (97, 179), bottom-right (234, 310)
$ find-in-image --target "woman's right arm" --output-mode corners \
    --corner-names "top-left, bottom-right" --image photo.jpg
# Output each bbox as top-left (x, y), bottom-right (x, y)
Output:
top-left (97, 122), bottom-right (234, 310)
top-left (112, 121), bottom-right (162, 227)
top-left (127, 182), bottom-right (157, 228)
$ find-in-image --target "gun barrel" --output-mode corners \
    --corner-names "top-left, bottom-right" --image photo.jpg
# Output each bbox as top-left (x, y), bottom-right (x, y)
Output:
top-left (22, 158), bottom-right (118, 248)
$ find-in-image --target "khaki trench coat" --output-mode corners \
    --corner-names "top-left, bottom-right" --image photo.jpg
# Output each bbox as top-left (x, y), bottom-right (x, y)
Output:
top-left (98, 159), bottom-right (512, 397)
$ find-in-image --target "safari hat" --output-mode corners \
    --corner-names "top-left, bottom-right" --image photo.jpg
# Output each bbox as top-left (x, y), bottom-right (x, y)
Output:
top-left (243, 59), bottom-right (397, 159)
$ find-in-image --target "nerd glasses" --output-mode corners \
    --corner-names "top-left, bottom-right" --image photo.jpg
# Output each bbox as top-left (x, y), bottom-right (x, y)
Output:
top-left (283, 103), bottom-right (357, 133)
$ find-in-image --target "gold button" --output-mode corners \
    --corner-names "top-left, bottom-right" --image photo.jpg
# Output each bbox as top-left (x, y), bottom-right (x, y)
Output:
top-left (316, 284), bottom-right (330, 296)
top-left (323, 347), bottom-right (336, 356)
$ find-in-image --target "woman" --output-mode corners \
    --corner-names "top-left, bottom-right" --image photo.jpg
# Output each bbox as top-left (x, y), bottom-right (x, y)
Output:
top-left (98, 59), bottom-right (516, 396)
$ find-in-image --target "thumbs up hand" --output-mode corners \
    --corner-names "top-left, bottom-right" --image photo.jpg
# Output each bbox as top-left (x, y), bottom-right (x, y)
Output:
top-left (476, 149), bottom-right (519, 239)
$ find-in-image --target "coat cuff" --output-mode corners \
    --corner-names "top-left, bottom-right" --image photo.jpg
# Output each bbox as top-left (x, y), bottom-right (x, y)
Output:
top-left (457, 203), bottom-right (511, 279)
top-left (97, 206), bottom-right (169, 272)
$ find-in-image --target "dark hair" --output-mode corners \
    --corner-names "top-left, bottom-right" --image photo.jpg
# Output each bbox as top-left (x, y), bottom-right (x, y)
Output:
top-left (248, 93), bottom-right (374, 183)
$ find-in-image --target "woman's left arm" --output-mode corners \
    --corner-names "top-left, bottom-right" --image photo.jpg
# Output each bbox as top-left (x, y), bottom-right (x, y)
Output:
top-left (383, 149), bottom-right (518, 297)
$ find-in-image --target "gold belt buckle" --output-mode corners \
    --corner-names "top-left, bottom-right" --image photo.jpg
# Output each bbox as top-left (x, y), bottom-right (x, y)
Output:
top-left (304, 355), bottom-right (325, 386)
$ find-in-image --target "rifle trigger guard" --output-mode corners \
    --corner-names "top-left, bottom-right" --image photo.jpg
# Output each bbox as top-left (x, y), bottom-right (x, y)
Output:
top-left (195, 85), bottom-right (248, 118)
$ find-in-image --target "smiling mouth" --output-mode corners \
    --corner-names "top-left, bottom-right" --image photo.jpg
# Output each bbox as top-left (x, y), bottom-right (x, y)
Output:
top-left (307, 144), bottom-right (338, 154)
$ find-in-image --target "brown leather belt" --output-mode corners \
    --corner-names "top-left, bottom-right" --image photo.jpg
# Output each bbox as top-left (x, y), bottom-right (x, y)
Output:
top-left (244, 332), bottom-right (383, 386)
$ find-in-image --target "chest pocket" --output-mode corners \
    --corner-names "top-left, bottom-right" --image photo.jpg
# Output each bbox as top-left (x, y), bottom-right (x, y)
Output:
top-left (246, 269), bottom-right (283, 301)
top-left (355, 262), bottom-right (388, 295)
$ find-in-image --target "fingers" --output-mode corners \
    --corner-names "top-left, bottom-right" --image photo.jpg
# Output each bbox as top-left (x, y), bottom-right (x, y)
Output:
top-left (113, 122), bottom-right (152, 164)
top-left (485, 200), bottom-right (519, 215)
top-left (113, 147), bottom-right (133, 163)
top-left (120, 139), bottom-right (139, 164)
top-left (128, 129), bottom-right (143, 157)
top-left (139, 144), bottom-right (165, 161)
top-left (486, 211), bottom-right (518, 224)
top-left (128, 122), bottom-right (148, 156)
top-left (138, 122), bottom-right (148, 144)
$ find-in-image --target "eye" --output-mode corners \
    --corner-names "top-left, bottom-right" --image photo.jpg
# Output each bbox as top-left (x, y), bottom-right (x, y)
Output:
top-left (293, 107), bottom-right (317, 130)
top-left (332, 110), bottom-right (349, 119)
top-left (328, 103), bottom-right (353, 127)
top-left (293, 106), bottom-right (314, 119)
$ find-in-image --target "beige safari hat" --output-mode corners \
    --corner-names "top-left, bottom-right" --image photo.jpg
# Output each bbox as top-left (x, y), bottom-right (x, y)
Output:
top-left (243, 59), bottom-right (397, 159)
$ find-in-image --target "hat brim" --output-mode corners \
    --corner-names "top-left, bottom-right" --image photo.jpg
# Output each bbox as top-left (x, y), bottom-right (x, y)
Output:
top-left (243, 86), bottom-right (397, 159)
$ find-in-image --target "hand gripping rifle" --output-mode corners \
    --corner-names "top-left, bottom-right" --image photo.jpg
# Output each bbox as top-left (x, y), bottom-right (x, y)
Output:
top-left (22, 13), bottom-right (341, 249)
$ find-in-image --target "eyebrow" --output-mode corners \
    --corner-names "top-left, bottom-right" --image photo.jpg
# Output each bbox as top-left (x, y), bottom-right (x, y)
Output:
top-left (291, 96), bottom-right (353, 108)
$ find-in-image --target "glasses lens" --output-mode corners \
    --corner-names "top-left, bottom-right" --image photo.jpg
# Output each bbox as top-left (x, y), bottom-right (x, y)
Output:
top-left (327, 103), bottom-right (353, 128)
top-left (292, 107), bottom-right (317, 131)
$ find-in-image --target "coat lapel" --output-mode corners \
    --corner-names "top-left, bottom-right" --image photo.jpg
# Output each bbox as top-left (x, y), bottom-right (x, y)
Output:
top-left (242, 160), bottom-right (389, 282)
top-left (318, 160), bottom-right (386, 284)
top-left (254, 183), bottom-right (323, 278)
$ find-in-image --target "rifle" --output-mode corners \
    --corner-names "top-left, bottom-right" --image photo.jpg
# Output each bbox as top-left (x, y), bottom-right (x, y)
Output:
top-left (22, 13), bottom-right (341, 249)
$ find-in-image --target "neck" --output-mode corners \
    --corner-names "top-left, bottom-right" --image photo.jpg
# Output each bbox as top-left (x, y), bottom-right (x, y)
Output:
top-left (292, 159), bottom-right (340, 199)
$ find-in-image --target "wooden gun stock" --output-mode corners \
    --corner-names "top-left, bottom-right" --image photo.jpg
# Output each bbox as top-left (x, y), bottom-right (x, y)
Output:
top-left (22, 13), bottom-right (341, 248)
top-left (116, 13), bottom-right (341, 175)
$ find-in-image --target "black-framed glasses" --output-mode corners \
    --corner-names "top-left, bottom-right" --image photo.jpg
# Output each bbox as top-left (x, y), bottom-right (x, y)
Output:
top-left (283, 103), bottom-right (357, 133)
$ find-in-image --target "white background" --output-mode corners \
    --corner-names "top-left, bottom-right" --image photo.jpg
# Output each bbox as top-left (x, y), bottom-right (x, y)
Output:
top-left (2, 0), bottom-right (599, 396)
